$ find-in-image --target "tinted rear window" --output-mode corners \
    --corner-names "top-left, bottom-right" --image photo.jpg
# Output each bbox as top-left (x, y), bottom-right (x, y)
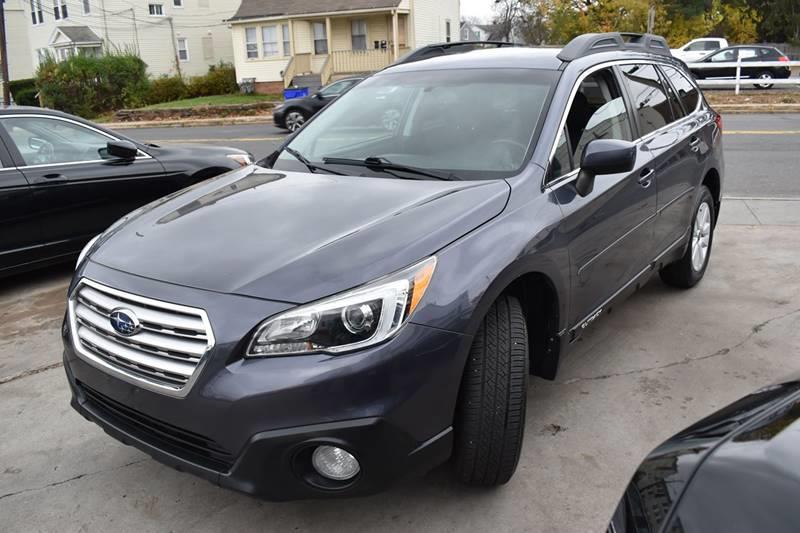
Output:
top-left (661, 65), bottom-right (700, 114)
top-left (620, 64), bottom-right (673, 136)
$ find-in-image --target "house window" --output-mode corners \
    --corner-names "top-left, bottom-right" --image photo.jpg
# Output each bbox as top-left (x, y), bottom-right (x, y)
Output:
top-left (313, 22), bottom-right (328, 55)
top-left (37, 48), bottom-right (49, 65)
top-left (445, 20), bottom-right (451, 43)
top-left (262, 25), bottom-right (278, 57)
top-left (245, 27), bottom-right (258, 59)
top-left (53, 0), bottom-right (68, 20)
top-left (82, 0), bottom-right (91, 14)
top-left (351, 20), bottom-right (367, 51)
top-left (177, 38), bottom-right (189, 61)
top-left (30, 0), bottom-right (44, 25)
top-left (148, 4), bottom-right (164, 16)
top-left (282, 24), bottom-right (291, 56)
top-left (173, 0), bottom-right (183, 6)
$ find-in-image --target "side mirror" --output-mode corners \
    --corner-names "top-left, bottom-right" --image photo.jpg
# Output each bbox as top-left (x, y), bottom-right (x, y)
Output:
top-left (314, 92), bottom-right (324, 100)
top-left (107, 140), bottom-right (138, 160)
top-left (575, 139), bottom-right (637, 197)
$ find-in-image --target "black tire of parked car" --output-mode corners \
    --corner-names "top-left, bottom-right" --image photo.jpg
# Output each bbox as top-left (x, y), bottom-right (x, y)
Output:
top-left (454, 294), bottom-right (529, 486)
top-left (754, 70), bottom-right (775, 90)
top-left (660, 185), bottom-right (716, 288)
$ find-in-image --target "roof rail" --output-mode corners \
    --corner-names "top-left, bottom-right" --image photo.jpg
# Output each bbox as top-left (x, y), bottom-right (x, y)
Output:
top-left (557, 32), bottom-right (671, 62)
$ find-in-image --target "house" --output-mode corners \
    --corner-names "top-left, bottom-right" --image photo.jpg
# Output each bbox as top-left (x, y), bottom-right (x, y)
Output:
top-left (227, 0), bottom-right (461, 94)
top-left (4, 0), bottom-right (240, 81)
top-left (460, 21), bottom-right (492, 42)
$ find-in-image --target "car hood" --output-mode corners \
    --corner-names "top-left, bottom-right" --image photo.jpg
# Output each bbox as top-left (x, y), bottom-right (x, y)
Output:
top-left (90, 166), bottom-right (510, 303)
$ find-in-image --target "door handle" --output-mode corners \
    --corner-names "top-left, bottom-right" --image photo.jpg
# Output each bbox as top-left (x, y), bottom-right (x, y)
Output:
top-left (638, 168), bottom-right (655, 188)
top-left (688, 136), bottom-right (701, 151)
top-left (42, 173), bottom-right (67, 180)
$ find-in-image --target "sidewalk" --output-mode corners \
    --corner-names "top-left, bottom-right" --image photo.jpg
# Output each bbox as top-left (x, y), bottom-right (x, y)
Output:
top-left (104, 115), bottom-right (273, 130)
top-left (719, 197), bottom-right (800, 226)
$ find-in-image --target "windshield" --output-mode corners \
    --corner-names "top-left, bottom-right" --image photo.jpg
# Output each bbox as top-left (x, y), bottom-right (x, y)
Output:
top-left (275, 68), bottom-right (556, 180)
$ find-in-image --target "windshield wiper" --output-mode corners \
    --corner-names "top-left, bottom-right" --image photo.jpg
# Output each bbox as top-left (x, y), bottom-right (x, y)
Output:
top-left (322, 156), bottom-right (461, 181)
top-left (283, 147), bottom-right (347, 176)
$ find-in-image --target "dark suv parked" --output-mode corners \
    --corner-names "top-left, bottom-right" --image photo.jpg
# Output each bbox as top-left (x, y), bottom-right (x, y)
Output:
top-left (63, 33), bottom-right (724, 500)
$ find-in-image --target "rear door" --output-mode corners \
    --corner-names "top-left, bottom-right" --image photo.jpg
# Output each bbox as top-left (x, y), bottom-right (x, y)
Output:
top-left (0, 114), bottom-right (168, 258)
top-left (619, 63), bottom-right (703, 255)
top-left (549, 66), bottom-right (657, 331)
top-left (0, 140), bottom-right (42, 272)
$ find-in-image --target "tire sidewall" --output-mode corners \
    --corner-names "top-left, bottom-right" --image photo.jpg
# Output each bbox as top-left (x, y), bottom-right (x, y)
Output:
top-left (687, 187), bottom-right (715, 283)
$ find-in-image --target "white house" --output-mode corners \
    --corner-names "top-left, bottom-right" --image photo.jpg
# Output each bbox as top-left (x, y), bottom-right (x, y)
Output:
top-left (4, 0), bottom-right (240, 81)
top-left (228, 0), bottom-right (460, 94)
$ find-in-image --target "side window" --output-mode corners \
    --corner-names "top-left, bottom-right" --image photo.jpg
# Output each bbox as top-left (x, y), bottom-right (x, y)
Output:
top-left (319, 80), bottom-right (354, 97)
top-left (2, 116), bottom-right (114, 166)
top-left (548, 68), bottom-right (633, 181)
top-left (705, 41), bottom-right (721, 51)
top-left (658, 67), bottom-right (687, 120)
top-left (685, 42), bottom-right (706, 52)
top-left (620, 64), bottom-right (674, 136)
top-left (661, 65), bottom-right (700, 114)
top-left (739, 48), bottom-right (758, 61)
top-left (710, 49), bottom-right (736, 62)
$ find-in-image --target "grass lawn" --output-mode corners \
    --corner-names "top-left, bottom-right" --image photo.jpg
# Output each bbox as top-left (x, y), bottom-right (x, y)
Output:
top-left (142, 94), bottom-right (280, 110)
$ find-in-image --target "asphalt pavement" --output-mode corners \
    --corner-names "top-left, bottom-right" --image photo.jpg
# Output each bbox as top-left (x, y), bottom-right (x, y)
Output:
top-left (1, 113), bottom-right (800, 533)
top-left (125, 113), bottom-right (800, 199)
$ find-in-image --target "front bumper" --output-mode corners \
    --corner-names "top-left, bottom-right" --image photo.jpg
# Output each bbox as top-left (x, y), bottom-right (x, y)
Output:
top-left (64, 262), bottom-right (467, 500)
top-left (272, 107), bottom-right (287, 129)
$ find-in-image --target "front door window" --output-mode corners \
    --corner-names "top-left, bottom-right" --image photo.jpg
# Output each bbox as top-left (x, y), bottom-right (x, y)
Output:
top-left (2, 117), bottom-right (115, 166)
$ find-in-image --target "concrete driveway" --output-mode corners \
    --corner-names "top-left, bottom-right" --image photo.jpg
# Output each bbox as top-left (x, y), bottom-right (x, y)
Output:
top-left (1, 116), bottom-right (800, 532)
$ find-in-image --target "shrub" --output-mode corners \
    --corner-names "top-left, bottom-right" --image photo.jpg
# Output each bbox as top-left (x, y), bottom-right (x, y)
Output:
top-left (8, 78), bottom-right (39, 106)
top-left (147, 75), bottom-right (187, 105)
top-left (185, 62), bottom-right (238, 98)
top-left (36, 52), bottom-right (149, 118)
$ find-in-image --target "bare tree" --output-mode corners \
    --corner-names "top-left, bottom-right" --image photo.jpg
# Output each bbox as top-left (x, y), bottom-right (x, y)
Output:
top-left (492, 0), bottom-right (525, 42)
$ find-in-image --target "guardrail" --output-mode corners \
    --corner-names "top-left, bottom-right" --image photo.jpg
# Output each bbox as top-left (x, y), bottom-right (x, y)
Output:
top-left (687, 59), bottom-right (800, 94)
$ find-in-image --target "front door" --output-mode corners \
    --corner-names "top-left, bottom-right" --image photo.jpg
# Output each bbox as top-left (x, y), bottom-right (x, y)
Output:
top-left (0, 145), bottom-right (41, 272)
top-left (0, 115), bottom-right (168, 258)
top-left (548, 66), bottom-right (658, 330)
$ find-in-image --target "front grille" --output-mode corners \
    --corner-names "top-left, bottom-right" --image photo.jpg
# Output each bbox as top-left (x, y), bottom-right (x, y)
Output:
top-left (79, 381), bottom-right (234, 472)
top-left (69, 279), bottom-right (214, 396)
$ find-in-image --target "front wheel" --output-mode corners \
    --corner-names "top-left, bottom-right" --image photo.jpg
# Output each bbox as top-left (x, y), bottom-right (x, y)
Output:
top-left (285, 110), bottom-right (307, 132)
top-left (660, 186), bottom-right (715, 288)
top-left (754, 71), bottom-right (774, 89)
top-left (454, 294), bottom-right (529, 487)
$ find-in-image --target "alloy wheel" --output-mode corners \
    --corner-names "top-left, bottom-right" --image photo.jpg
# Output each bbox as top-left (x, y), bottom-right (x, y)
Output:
top-left (691, 202), bottom-right (711, 272)
top-left (286, 112), bottom-right (305, 132)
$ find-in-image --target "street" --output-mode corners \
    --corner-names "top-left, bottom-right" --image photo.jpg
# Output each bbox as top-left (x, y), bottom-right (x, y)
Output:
top-left (124, 113), bottom-right (800, 198)
top-left (1, 113), bottom-right (800, 532)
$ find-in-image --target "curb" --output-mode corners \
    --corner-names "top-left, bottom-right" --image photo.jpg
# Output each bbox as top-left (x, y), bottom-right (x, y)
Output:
top-left (712, 103), bottom-right (800, 114)
top-left (103, 116), bottom-right (275, 130)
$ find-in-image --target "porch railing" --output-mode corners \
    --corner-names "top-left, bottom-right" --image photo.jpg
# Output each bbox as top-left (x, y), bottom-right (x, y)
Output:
top-left (282, 56), bottom-right (296, 89)
top-left (331, 49), bottom-right (393, 74)
top-left (320, 56), bottom-right (333, 86)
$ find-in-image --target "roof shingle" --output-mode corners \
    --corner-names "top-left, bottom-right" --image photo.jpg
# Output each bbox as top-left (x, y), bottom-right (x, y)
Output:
top-left (230, 0), bottom-right (402, 21)
top-left (56, 25), bottom-right (102, 43)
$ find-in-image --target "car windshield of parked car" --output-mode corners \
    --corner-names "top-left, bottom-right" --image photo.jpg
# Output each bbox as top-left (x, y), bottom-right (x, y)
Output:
top-left (276, 68), bottom-right (556, 180)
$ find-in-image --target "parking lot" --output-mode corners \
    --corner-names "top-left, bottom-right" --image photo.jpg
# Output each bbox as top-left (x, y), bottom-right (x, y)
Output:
top-left (1, 113), bottom-right (800, 532)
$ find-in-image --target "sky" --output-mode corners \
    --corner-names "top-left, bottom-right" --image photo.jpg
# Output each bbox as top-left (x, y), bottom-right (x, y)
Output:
top-left (460, 0), bottom-right (495, 23)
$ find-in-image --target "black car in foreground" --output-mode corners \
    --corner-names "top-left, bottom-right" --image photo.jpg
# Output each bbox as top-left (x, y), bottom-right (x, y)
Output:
top-left (273, 77), bottom-right (363, 131)
top-left (0, 107), bottom-right (251, 277)
top-left (689, 45), bottom-right (791, 89)
top-left (64, 32), bottom-right (724, 500)
top-left (608, 375), bottom-right (800, 533)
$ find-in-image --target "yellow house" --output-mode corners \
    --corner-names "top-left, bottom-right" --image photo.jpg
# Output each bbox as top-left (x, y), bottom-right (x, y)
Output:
top-left (228, 0), bottom-right (460, 93)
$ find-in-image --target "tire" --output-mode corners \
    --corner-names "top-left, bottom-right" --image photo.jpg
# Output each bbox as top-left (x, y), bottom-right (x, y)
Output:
top-left (754, 71), bottom-right (774, 89)
top-left (454, 294), bottom-right (529, 487)
top-left (660, 186), bottom-right (715, 289)
top-left (285, 109), bottom-right (307, 132)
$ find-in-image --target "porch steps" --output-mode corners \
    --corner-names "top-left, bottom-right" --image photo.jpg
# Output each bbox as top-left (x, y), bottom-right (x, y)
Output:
top-left (290, 74), bottom-right (322, 90)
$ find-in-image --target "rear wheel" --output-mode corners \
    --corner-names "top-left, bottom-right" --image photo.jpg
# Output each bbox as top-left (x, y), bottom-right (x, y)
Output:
top-left (660, 186), bottom-right (715, 288)
top-left (755, 71), bottom-right (774, 89)
top-left (285, 110), bottom-right (307, 132)
top-left (454, 294), bottom-right (529, 487)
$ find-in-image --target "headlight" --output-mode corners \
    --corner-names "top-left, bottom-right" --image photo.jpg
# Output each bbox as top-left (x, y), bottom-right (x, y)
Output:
top-left (247, 256), bottom-right (436, 357)
top-left (227, 153), bottom-right (254, 167)
top-left (76, 235), bottom-right (100, 269)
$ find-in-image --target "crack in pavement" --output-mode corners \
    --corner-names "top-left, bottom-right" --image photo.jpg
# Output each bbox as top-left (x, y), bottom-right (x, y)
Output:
top-left (561, 307), bottom-right (800, 385)
top-left (0, 362), bottom-right (64, 386)
top-left (0, 459), bottom-right (149, 501)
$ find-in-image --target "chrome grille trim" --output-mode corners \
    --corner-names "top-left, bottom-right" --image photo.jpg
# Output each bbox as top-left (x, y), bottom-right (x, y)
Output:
top-left (68, 278), bottom-right (215, 397)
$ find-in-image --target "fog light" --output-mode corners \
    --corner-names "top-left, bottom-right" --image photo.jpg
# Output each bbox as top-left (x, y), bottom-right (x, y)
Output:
top-left (311, 445), bottom-right (360, 481)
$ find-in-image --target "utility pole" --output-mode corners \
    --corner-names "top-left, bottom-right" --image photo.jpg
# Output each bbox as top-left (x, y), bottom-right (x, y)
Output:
top-left (130, 8), bottom-right (140, 55)
top-left (0, 0), bottom-right (10, 106)
top-left (167, 17), bottom-right (182, 78)
top-left (100, 0), bottom-right (110, 51)
top-left (647, 4), bottom-right (656, 34)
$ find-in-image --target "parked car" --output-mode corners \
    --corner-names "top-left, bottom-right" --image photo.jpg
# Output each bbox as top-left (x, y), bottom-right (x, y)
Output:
top-left (64, 32), bottom-right (723, 500)
top-left (0, 107), bottom-right (252, 277)
top-left (671, 37), bottom-right (729, 62)
top-left (272, 77), bottom-right (363, 132)
top-left (690, 45), bottom-right (791, 88)
top-left (608, 375), bottom-right (800, 533)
